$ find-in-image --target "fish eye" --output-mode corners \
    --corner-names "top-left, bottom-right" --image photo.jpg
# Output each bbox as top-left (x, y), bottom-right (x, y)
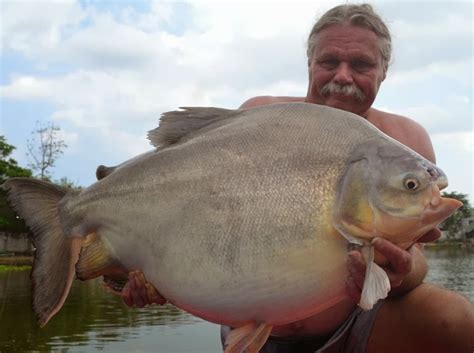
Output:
top-left (404, 178), bottom-right (420, 191)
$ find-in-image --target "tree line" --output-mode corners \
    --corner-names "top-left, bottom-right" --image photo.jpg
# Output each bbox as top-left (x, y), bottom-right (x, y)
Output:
top-left (0, 122), bottom-right (76, 233)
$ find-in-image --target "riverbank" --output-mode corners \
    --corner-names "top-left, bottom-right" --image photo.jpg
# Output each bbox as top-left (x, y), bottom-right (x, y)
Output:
top-left (0, 255), bottom-right (33, 266)
top-left (424, 241), bottom-right (473, 249)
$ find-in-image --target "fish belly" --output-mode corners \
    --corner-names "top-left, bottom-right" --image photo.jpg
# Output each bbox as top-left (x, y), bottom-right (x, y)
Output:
top-left (98, 209), bottom-right (349, 326)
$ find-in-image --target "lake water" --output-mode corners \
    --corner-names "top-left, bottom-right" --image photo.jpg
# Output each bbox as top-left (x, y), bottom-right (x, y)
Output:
top-left (0, 246), bottom-right (472, 353)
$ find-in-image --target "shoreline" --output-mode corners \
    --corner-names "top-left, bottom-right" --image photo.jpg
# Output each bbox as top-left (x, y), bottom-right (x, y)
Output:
top-left (424, 241), bottom-right (473, 249)
top-left (0, 256), bottom-right (33, 266)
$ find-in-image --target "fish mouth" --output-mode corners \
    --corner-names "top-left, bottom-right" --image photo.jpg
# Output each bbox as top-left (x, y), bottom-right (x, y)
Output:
top-left (419, 166), bottom-right (460, 227)
top-left (420, 183), bottom-right (462, 227)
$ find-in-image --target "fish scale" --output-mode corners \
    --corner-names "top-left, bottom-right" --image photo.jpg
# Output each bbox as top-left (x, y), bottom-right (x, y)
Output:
top-left (2, 102), bottom-right (462, 352)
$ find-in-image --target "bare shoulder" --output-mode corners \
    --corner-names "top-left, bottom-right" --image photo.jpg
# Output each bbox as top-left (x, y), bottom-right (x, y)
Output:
top-left (368, 108), bottom-right (436, 163)
top-left (239, 96), bottom-right (305, 109)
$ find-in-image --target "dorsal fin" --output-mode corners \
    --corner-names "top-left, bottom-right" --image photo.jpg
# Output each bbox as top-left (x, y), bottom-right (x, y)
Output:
top-left (147, 106), bottom-right (237, 148)
top-left (96, 165), bottom-right (117, 180)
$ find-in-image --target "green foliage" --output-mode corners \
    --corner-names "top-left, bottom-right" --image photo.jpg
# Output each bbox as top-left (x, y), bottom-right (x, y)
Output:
top-left (55, 176), bottom-right (82, 190)
top-left (440, 191), bottom-right (471, 239)
top-left (0, 265), bottom-right (31, 272)
top-left (0, 136), bottom-right (32, 232)
top-left (0, 135), bottom-right (32, 183)
top-left (0, 189), bottom-right (29, 232)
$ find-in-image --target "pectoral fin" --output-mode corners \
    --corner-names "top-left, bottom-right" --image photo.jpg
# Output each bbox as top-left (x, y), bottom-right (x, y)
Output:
top-left (224, 322), bottom-right (273, 353)
top-left (359, 245), bottom-right (391, 310)
top-left (76, 232), bottom-right (128, 283)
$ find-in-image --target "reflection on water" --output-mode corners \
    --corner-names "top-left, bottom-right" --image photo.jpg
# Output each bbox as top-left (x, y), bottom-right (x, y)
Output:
top-left (0, 271), bottom-right (220, 353)
top-left (424, 245), bottom-right (474, 301)
top-left (0, 246), bottom-right (472, 353)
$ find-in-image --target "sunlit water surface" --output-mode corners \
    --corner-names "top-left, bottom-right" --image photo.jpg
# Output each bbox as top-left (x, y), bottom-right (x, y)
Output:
top-left (0, 246), bottom-right (472, 353)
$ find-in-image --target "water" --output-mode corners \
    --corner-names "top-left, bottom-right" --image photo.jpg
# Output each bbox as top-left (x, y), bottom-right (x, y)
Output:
top-left (424, 246), bottom-right (474, 301)
top-left (0, 272), bottom-right (221, 353)
top-left (0, 247), bottom-right (472, 353)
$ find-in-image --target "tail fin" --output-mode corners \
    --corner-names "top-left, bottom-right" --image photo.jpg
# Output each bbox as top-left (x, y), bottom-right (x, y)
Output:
top-left (2, 177), bottom-right (82, 327)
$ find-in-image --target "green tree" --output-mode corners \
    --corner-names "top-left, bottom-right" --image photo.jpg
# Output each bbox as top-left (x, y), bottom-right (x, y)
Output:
top-left (56, 176), bottom-right (81, 190)
top-left (0, 135), bottom-right (32, 183)
top-left (440, 191), bottom-right (471, 240)
top-left (0, 136), bottom-right (32, 233)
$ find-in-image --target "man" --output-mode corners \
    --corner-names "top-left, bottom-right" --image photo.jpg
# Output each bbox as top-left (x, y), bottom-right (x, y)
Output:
top-left (122, 4), bottom-right (474, 353)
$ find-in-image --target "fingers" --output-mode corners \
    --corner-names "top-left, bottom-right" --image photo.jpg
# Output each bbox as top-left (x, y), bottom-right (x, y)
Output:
top-left (129, 271), bottom-right (148, 308)
top-left (348, 251), bottom-right (366, 288)
top-left (121, 270), bottom-right (167, 307)
top-left (417, 228), bottom-right (441, 243)
top-left (346, 276), bottom-right (362, 303)
top-left (347, 238), bottom-right (418, 301)
top-left (346, 250), bottom-right (366, 302)
top-left (146, 283), bottom-right (167, 305)
top-left (373, 238), bottom-right (411, 288)
top-left (122, 282), bottom-right (134, 307)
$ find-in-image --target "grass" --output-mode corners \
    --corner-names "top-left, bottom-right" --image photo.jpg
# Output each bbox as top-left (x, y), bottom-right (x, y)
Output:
top-left (0, 264), bottom-right (31, 272)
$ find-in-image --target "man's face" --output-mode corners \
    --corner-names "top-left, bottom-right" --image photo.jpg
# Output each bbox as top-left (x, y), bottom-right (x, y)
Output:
top-left (306, 24), bottom-right (386, 117)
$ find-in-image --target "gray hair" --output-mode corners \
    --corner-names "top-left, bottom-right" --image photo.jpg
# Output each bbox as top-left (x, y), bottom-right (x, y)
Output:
top-left (307, 4), bottom-right (392, 73)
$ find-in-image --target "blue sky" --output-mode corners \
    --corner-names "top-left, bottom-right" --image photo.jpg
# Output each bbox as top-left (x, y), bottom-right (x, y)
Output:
top-left (0, 0), bottom-right (472, 202)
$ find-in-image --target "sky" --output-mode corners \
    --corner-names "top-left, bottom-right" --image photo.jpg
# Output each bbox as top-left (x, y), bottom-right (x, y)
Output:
top-left (0, 0), bottom-right (472, 202)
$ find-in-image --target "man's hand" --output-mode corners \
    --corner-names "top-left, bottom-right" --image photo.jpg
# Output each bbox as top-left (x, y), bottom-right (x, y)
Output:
top-left (346, 230), bottom-right (439, 303)
top-left (417, 228), bottom-right (441, 243)
top-left (122, 270), bottom-right (166, 307)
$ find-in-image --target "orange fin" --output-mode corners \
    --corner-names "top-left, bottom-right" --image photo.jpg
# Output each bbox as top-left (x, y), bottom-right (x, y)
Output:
top-left (224, 322), bottom-right (273, 353)
top-left (76, 232), bottom-right (128, 282)
top-left (247, 324), bottom-right (273, 353)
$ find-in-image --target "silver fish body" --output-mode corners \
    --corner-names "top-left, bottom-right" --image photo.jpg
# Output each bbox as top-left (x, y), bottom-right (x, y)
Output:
top-left (3, 103), bottom-right (461, 346)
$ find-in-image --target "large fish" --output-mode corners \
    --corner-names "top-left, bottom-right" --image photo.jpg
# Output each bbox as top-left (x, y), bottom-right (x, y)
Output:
top-left (3, 103), bottom-right (461, 353)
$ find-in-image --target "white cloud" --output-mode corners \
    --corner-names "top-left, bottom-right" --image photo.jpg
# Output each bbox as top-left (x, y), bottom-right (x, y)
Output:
top-left (57, 129), bottom-right (80, 155)
top-left (99, 127), bottom-right (151, 157)
top-left (1, 75), bottom-right (53, 99)
top-left (386, 59), bottom-right (473, 86)
top-left (389, 91), bottom-right (472, 135)
top-left (0, 0), bottom-right (85, 56)
top-left (0, 0), bottom-right (472, 199)
top-left (432, 132), bottom-right (474, 154)
top-left (399, 105), bottom-right (453, 132)
top-left (432, 131), bottom-right (473, 199)
top-left (121, 1), bottom-right (175, 31)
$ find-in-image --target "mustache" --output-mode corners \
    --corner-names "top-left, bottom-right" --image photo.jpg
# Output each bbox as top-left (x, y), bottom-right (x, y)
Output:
top-left (320, 82), bottom-right (366, 102)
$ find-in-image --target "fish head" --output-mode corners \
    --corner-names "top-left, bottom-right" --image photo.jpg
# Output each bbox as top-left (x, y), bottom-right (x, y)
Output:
top-left (334, 139), bottom-right (462, 248)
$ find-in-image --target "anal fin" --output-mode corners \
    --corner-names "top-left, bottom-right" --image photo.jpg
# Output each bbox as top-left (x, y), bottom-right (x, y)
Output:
top-left (224, 322), bottom-right (273, 353)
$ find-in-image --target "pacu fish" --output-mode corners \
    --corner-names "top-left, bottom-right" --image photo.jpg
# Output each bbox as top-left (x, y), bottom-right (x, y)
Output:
top-left (3, 103), bottom-right (461, 353)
